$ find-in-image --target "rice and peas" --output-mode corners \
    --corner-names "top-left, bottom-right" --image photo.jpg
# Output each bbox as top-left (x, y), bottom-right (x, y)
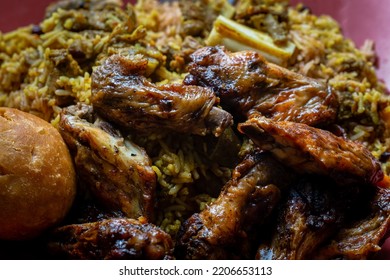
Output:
top-left (0, 0), bottom-right (389, 236)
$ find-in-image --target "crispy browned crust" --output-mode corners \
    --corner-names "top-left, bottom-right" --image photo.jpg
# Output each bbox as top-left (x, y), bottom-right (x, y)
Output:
top-left (48, 218), bottom-right (174, 260)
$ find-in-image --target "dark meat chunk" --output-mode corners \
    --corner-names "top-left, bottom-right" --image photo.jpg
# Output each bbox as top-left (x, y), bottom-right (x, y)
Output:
top-left (59, 104), bottom-right (156, 220)
top-left (184, 46), bottom-right (338, 126)
top-left (91, 54), bottom-right (232, 136)
top-left (45, 0), bottom-right (126, 32)
top-left (48, 218), bottom-right (173, 260)
top-left (234, 0), bottom-right (289, 45)
top-left (238, 114), bottom-right (384, 186)
top-left (176, 151), bottom-right (295, 259)
top-left (179, 0), bottom-right (212, 37)
top-left (256, 176), bottom-right (362, 260)
top-left (178, 0), bottom-right (230, 38)
top-left (315, 187), bottom-right (390, 259)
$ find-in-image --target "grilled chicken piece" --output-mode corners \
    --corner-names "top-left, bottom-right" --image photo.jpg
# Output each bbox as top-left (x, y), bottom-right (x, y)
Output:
top-left (91, 54), bottom-right (232, 137)
top-left (238, 114), bottom-right (384, 186)
top-left (48, 218), bottom-right (173, 260)
top-left (59, 104), bottom-right (156, 220)
top-left (184, 46), bottom-right (338, 126)
top-left (176, 151), bottom-right (295, 259)
top-left (256, 176), bottom-right (362, 260)
top-left (315, 187), bottom-right (390, 260)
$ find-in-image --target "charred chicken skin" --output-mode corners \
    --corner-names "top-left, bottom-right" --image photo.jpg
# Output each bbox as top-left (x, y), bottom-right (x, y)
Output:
top-left (59, 104), bottom-right (156, 220)
top-left (256, 175), bottom-right (365, 260)
top-left (176, 150), bottom-right (295, 259)
top-left (184, 46), bottom-right (339, 126)
top-left (315, 187), bottom-right (390, 260)
top-left (1, 0), bottom-right (389, 262)
top-left (91, 54), bottom-right (233, 137)
top-left (48, 218), bottom-right (173, 260)
top-left (238, 114), bottom-right (384, 186)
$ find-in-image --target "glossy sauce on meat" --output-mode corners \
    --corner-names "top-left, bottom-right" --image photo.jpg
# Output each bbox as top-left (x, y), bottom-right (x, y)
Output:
top-left (59, 104), bottom-right (156, 220)
top-left (48, 218), bottom-right (173, 260)
top-left (238, 114), bottom-right (384, 186)
top-left (176, 151), bottom-right (295, 259)
top-left (91, 54), bottom-right (232, 136)
top-left (184, 46), bottom-right (339, 126)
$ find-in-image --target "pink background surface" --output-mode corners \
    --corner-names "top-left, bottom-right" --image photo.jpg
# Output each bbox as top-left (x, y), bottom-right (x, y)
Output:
top-left (0, 0), bottom-right (389, 259)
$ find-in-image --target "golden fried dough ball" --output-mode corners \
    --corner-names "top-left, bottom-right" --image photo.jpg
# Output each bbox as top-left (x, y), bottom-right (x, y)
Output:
top-left (0, 107), bottom-right (76, 240)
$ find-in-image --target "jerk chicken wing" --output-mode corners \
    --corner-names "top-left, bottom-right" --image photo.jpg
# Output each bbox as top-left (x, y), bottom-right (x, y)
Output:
top-left (315, 187), bottom-right (390, 260)
top-left (59, 104), bottom-right (156, 220)
top-left (91, 54), bottom-right (232, 137)
top-left (183, 46), bottom-right (338, 126)
top-left (48, 218), bottom-right (173, 260)
top-left (238, 114), bottom-right (383, 186)
top-left (256, 175), bottom-right (366, 260)
top-left (176, 150), bottom-right (295, 259)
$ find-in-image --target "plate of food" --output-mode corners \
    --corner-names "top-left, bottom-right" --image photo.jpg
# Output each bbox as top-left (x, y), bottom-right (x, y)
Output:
top-left (0, 0), bottom-right (389, 260)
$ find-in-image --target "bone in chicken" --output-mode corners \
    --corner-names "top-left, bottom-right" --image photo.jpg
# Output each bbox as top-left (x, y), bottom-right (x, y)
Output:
top-left (91, 54), bottom-right (233, 137)
top-left (183, 46), bottom-right (339, 126)
top-left (175, 150), bottom-right (295, 259)
top-left (256, 175), bottom-right (365, 260)
top-left (315, 187), bottom-right (390, 260)
top-left (238, 114), bottom-right (384, 186)
top-left (59, 104), bottom-right (156, 220)
top-left (48, 218), bottom-right (173, 260)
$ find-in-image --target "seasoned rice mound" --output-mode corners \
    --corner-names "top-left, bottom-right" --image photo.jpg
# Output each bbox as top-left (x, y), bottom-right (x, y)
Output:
top-left (1, 0), bottom-right (389, 238)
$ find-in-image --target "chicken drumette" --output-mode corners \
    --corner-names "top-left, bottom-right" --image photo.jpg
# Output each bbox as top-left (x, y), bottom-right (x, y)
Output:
top-left (184, 46), bottom-right (338, 126)
top-left (315, 187), bottom-right (390, 259)
top-left (91, 54), bottom-right (233, 137)
top-left (59, 104), bottom-right (156, 220)
top-left (176, 150), bottom-right (295, 259)
top-left (238, 114), bottom-right (383, 186)
top-left (256, 175), bottom-right (367, 260)
top-left (48, 218), bottom-right (173, 260)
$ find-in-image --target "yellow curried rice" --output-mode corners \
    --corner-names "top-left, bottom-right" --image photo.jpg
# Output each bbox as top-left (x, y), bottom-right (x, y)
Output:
top-left (1, 0), bottom-right (389, 235)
